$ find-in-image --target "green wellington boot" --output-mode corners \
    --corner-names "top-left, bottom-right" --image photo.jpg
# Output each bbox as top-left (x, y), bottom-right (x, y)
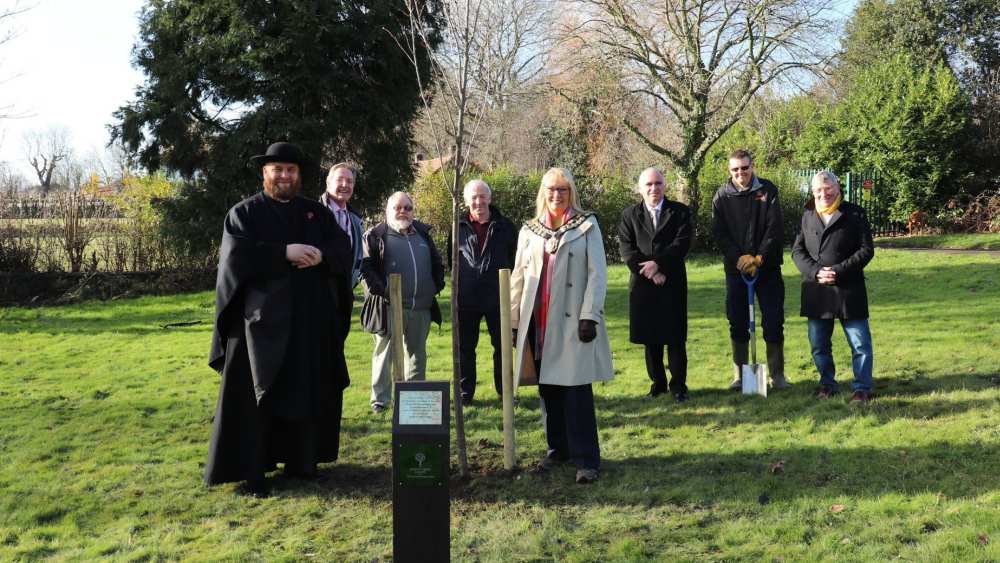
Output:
top-left (767, 340), bottom-right (790, 389)
top-left (729, 339), bottom-right (748, 390)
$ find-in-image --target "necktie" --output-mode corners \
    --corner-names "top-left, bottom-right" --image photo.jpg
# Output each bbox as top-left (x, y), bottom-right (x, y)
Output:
top-left (338, 209), bottom-right (351, 245)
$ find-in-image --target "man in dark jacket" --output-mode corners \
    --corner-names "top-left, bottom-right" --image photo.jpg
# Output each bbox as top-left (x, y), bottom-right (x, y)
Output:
top-left (320, 162), bottom-right (364, 288)
top-left (712, 149), bottom-right (790, 390)
top-left (449, 179), bottom-right (517, 405)
top-left (361, 191), bottom-right (445, 413)
top-left (205, 142), bottom-right (353, 496)
top-left (792, 171), bottom-right (875, 403)
top-left (618, 168), bottom-right (692, 401)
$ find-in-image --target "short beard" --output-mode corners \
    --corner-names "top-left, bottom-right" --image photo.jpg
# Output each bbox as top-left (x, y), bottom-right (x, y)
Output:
top-left (387, 217), bottom-right (413, 233)
top-left (263, 176), bottom-right (302, 201)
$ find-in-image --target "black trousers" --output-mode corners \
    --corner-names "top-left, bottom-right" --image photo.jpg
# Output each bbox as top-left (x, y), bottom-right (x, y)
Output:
top-left (538, 383), bottom-right (600, 470)
top-left (644, 343), bottom-right (687, 394)
top-left (458, 307), bottom-right (503, 399)
top-left (725, 269), bottom-right (785, 343)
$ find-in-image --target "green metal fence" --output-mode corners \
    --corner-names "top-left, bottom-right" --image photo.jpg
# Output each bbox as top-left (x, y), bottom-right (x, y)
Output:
top-left (793, 169), bottom-right (904, 236)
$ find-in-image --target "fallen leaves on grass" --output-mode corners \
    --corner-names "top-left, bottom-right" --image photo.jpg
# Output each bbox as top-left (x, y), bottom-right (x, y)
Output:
top-left (978, 534), bottom-right (989, 546)
top-left (769, 460), bottom-right (786, 474)
top-left (830, 504), bottom-right (846, 513)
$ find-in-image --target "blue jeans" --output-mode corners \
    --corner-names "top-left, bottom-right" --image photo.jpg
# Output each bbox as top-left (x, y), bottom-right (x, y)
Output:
top-left (807, 318), bottom-right (873, 392)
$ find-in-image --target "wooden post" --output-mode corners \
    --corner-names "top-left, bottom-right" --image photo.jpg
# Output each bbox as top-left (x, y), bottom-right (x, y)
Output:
top-left (498, 269), bottom-right (516, 470)
top-left (389, 273), bottom-right (405, 382)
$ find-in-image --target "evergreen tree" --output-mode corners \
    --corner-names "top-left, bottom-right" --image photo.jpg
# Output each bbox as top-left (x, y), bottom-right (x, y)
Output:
top-left (798, 55), bottom-right (970, 221)
top-left (113, 0), bottom-right (439, 255)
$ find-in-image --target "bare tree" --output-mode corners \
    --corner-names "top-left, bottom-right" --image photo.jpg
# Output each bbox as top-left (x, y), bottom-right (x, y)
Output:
top-left (394, 0), bottom-right (529, 477)
top-left (0, 2), bottom-right (31, 121)
top-left (23, 126), bottom-right (72, 196)
top-left (563, 0), bottom-right (838, 214)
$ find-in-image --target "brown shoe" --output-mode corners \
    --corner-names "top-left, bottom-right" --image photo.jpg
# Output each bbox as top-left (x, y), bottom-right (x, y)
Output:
top-left (532, 456), bottom-right (564, 473)
top-left (849, 390), bottom-right (871, 404)
top-left (816, 385), bottom-right (836, 399)
top-left (575, 468), bottom-right (599, 484)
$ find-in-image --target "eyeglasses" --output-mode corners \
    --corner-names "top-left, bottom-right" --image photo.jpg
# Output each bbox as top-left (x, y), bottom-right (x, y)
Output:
top-left (393, 205), bottom-right (413, 212)
top-left (545, 186), bottom-right (569, 194)
top-left (729, 165), bottom-right (751, 172)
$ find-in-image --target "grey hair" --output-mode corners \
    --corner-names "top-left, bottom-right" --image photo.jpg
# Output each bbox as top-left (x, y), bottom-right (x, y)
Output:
top-left (812, 170), bottom-right (841, 190)
top-left (385, 191), bottom-right (414, 214)
top-left (463, 179), bottom-right (491, 202)
top-left (327, 162), bottom-right (357, 181)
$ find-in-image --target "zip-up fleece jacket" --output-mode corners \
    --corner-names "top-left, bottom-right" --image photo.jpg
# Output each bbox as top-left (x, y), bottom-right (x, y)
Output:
top-left (360, 221), bottom-right (445, 325)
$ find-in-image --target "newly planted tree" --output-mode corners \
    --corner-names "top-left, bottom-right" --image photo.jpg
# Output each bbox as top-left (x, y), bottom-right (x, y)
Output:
top-left (393, 0), bottom-right (545, 476)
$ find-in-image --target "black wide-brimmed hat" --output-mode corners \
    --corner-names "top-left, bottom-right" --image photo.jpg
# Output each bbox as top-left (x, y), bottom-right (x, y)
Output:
top-left (249, 142), bottom-right (306, 168)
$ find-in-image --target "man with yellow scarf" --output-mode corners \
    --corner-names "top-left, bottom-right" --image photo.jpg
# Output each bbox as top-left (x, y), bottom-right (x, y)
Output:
top-left (792, 171), bottom-right (876, 403)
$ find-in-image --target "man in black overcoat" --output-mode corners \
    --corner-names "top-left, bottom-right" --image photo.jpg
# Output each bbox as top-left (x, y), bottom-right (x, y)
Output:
top-left (204, 142), bottom-right (353, 495)
top-left (791, 170), bottom-right (875, 403)
top-left (618, 167), bottom-right (693, 401)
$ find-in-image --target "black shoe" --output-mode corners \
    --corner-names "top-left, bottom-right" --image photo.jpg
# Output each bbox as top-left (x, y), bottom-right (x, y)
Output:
top-left (238, 479), bottom-right (270, 498)
top-left (673, 391), bottom-right (689, 403)
top-left (647, 384), bottom-right (668, 398)
top-left (283, 466), bottom-right (318, 481)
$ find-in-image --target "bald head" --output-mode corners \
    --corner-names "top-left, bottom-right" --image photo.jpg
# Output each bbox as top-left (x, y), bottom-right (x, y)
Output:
top-left (637, 167), bottom-right (665, 208)
top-left (386, 191), bottom-right (415, 232)
top-left (464, 179), bottom-right (492, 223)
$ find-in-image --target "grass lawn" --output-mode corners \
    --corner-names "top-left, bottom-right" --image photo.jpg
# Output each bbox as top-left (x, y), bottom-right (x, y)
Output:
top-left (876, 232), bottom-right (1000, 250)
top-left (1, 249), bottom-right (999, 561)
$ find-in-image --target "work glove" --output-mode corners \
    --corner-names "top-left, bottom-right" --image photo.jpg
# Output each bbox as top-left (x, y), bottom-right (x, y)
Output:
top-left (745, 255), bottom-right (763, 277)
top-left (736, 254), bottom-right (756, 274)
top-left (578, 319), bottom-right (597, 343)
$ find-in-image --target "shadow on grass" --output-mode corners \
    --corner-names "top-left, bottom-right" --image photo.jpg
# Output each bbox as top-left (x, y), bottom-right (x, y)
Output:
top-left (597, 371), bottom-right (1000, 431)
top-left (449, 440), bottom-right (1000, 508)
top-left (266, 463), bottom-right (393, 500)
top-left (0, 307), bottom-right (212, 336)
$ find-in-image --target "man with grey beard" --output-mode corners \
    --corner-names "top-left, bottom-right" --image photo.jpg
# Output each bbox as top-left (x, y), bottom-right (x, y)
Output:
top-left (360, 191), bottom-right (445, 414)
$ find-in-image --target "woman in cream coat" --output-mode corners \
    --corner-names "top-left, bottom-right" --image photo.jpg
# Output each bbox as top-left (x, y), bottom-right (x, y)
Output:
top-left (510, 167), bottom-right (613, 484)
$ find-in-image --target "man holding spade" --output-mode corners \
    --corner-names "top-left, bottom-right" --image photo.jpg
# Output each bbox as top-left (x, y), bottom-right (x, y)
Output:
top-left (711, 149), bottom-right (790, 391)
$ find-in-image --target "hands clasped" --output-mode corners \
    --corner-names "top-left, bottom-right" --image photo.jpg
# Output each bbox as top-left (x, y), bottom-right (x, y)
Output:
top-left (736, 254), bottom-right (763, 277)
top-left (286, 244), bottom-right (323, 268)
top-left (816, 266), bottom-right (837, 285)
top-left (638, 260), bottom-right (666, 286)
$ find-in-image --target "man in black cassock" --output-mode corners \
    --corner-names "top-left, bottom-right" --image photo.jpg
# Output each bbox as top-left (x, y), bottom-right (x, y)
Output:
top-left (204, 142), bottom-right (353, 495)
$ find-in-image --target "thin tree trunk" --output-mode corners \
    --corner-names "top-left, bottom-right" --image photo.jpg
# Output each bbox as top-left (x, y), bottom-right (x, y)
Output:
top-left (450, 175), bottom-right (469, 477)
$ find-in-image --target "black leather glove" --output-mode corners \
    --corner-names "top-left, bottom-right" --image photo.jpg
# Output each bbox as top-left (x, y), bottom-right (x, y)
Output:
top-left (578, 319), bottom-right (597, 343)
top-left (512, 328), bottom-right (518, 348)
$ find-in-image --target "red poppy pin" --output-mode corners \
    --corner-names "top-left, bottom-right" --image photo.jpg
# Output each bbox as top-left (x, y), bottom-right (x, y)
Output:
top-left (306, 211), bottom-right (315, 220)
top-left (754, 192), bottom-right (767, 201)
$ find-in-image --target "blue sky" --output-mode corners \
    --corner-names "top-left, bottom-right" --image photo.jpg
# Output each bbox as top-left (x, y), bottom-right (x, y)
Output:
top-left (0, 0), bottom-right (145, 177)
top-left (0, 0), bottom-right (860, 181)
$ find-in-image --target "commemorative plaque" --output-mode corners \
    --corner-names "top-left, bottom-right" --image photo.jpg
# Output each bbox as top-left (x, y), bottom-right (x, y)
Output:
top-left (392, 380), bottom-right (450, 562)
